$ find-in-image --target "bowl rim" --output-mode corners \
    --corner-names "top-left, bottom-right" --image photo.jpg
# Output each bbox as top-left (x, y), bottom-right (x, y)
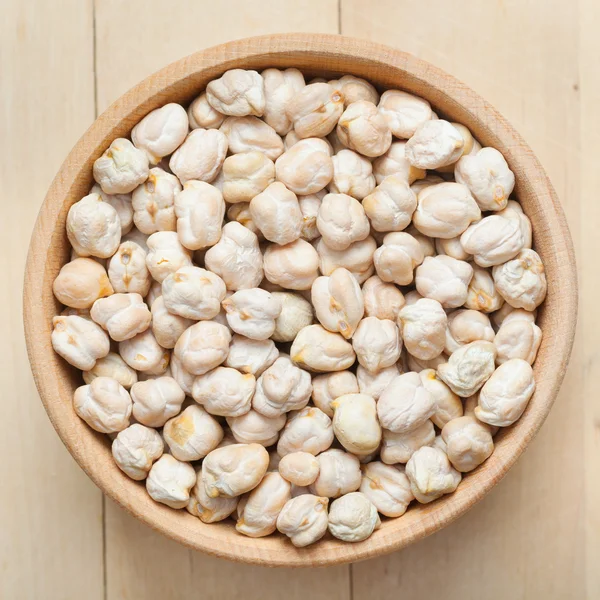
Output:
top-left (23, 32), bottom-right (578, 567)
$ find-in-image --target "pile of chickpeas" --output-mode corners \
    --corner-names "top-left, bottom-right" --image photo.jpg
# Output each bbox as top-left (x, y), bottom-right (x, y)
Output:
top-left (51, 68), bottom-right (546, 546)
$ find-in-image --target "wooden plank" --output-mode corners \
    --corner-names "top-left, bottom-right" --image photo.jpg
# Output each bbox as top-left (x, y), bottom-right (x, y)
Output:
top-left (0, 1), bottom-right (104, 599)
top-left (341, 1), bottom-right (585, 598)
top-left (94, 3), bottom-right (349, 598)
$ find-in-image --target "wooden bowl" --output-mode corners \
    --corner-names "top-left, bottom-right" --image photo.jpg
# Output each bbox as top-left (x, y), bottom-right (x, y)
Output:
top-left (23, 33), bottom-right (577, 567)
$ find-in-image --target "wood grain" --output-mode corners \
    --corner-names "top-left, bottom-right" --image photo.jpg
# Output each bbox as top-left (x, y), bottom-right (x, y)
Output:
top-left (342, 2), bottom-right (586, 597)
top-left (0, 1), bottom-right (104, 599)
top-left (23, 33), bottom-right (577, 570)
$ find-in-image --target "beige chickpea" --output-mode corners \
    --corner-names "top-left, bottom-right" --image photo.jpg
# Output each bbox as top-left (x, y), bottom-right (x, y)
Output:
top-left (455, 147), bottom-right (515, 211)
top-left (413, 182), bottom-right (481, 239)
top-left (51, 315), bottom-right (110, 370)
top-left (131, 103), bottom-right (188, 164)
top-left (220, 115), bottom-right (284, 160)
top-left (90, 292), bottom-right (151, 342)
top-left (206, 69), bottom-right (265, 117)
top-left (277, 406), bottom-right (333, 456)
top-left (441, 416), bottom-right (494, 472)
top-left (163, 405), bottom-right (224, 461)
top-left (221, 150), bottom-right (275, 203)
top-left (146, 454), bottom-right (196, 509)
top-left (373, 231), bottom-right (423, 286)
top-left (415, 255), bottom-right (474, 309)
top-left (150, 296), bottom-right (193, 349)
top-left (336, 100), bottom-right (392, 157)
top-left (435, 123), bottom-right (476, 174)
top-left (283, 129), bottom-right (302, 150)
top-left (131, 167), bottom-right (180, 234)
top-left (225, 334), bottom-right (279, 376)
top-left (435, 236), bottom-right (471, 261)
top-left (500, 200), bottom-right (533, 249)
top-left (188, 92), bottom-right (225, 130)
top-left (328, 492), bottom-right (380, 542)
top-left (332, 75), bottom-right (379, 106)
top-left (397, 298), bottom-right (447, 360)
top-left (317, 193), bottom-right (370, 251)
top-left (356, 363), bottom-right (400, 401)
top-left (145, 231), bottom-right (192, 283)
top-left (462, 394), bottom-right (499, 437)
top-left (290, 324), bottom-right (356, 373)
top-left (83, 352), bottom-right (137, 389)
top-left (278, 452), bottom-right (320, 487)
top-left (130, 376), bottom-right (185, 427)
top-left (363, 175), bottom-right (417, 233)
top-left (187, 469), bottom-right (238, 522)
top-left (169, 353), bottom-right (195, 396)
top-left (476, 359), bottom-right (536, 427)
top-left (204, 221), bottom-right (264, 291)
top-left (494, 312), bottom-right (542, 365)
top-left (270, 292), bottom-right (314, 343)
top-left (380, 420), bottom-right (435, 464)
top-left (298, 191), bottom-right (325, 241)
top-left (431, 434), bottom-right (447, 453)
top-left (174, 321), bottom-right (231, 375)
top-left (419, 369), bottom-right (463, 428)
top-left (317, 236), bottom-right (377, 284)
top-left (227, 409), bottom-right (286, 446)
top-left (329, 149), bottom-right (376, 200)
top-left (108, 242), bottom-right (151, 296)
top-left (263, 238), bottom-right (320, 290)
top-left (252, 356), bottom-right (312, 418)
top-left (352, 317), bottom-right (401, 373)
top-left (93, 138), bottom-right (149, 194)
top-left (491, 302), bottom-right (537, 329)
top-left (409, 173), bottom-right (445, 195)
top-left (112, 424), bottom-right (164, 480)
top-left (309, 449), bottom-right (361, 498)
top-left (169, 128), bottom-right (228, 184)
top-left (405, 446), bottom-right (461, 503)
top-left (119, 328), bottom-right (168, 372)
top-left (275, 138), bottom-right (333, 195)
top-left (360, 462), bottom-right (414, 517)
top-left (378, 90), bottom-right (432, 139)
top-left (277, 494), bottom-right (329, 547)
top-left (311, 268), bottom-right (364, 339)
top-left (66, 193), bottom-right (121, 258)
top-left (90, 184), bottom-right (134, 236)
top-left (192, 367), bottom-right (255, 417)
top-left (493, 249), bottom-right (547, 311)
top-left (122, 226), bottom-right (149, 251)
top-left (460, 213), bottom-right (527, 268)
top-left (372, 141), bottom-right (426, 185)
top-left (361, 276), bottom-right (405, 322)
top-left (225, 203), bottom-right (260, 239)
top-left (378, 372), bottom-right (436, 433)
top-left (406, 224), bottom-right (436, 259)
top-left (202, 443), bottom-right (269, 498)
top-left (464, 265), bottom-right (504, 313)
top-left (249, 182), bottom-right (303, 245)
top-left (332, 393), bottom-right (381, 456)
top-left (311, 371), bottom-right (359, 417)
top-left (445, 309), bottom-right (495, 355)
top-left (74, 376), bottom-right (132, 433)
top-left (236, 472), bottom-right (291, 538)
top-left (405, 120), bottom-right (464, 169)
top-left (161, 266), bottom-right (226, 321)
top-left (286, 82), bottom-right (344, 138)
top-left (438, 340), bottom-right (497, 397)
top-left (260, 68), bottom-right (305, 134)
top-left (222, 288), bottom-right (281, 340)
top-left (174, 180), bottom-right (224, 250)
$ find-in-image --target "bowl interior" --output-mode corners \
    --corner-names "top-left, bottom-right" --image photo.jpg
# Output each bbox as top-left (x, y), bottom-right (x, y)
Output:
top-left (24, 34), bottom-right (577, 567)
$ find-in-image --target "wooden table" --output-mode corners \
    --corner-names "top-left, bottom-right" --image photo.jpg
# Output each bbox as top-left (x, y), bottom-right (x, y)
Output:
top-left (2, 1), bottom-right (597, 598)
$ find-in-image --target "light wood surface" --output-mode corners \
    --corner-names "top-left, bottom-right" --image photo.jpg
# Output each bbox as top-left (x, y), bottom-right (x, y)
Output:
top-left (2, 0), bottom-right (597, 598)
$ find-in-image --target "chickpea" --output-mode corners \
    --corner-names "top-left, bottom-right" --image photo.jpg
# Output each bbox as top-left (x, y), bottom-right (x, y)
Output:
top-left (409, 173), bottom-right (445, 195)
top-left (278, 452), bottom-right (320, 486)
top-left (291, 324), bottom-right (356, 373)
top-left (252, 356), bottom-right (312, 418)
top-left (500, 200), bottom-right (532, 248)
top-left (397, 298), bottom-right (447, 360)
top-left (67, 193), bottom-right (121, 258)
top-left (435, 236), bottom-right (471, 261)
top-left (150, 296), bottom-right (193, 349)
top-left (220, 115), bottom-right (284, 160)
top-left (83, 352), bottom-right (137, 389)
top-left (415, 255), bottom-right (473, 308)
top-left (360, 462), bottom-right (414, 517)
top-left (309, 449), bottom-right (362, 498)
top-left (263, 238), bottom-right (320, 290)
top-left (192, 366), bottom-right (255, 417)
top-left (316, 190), bottom-right (370, 251)
top-left (352, 317), bottom-right (401, 373)
top-left (298, 191), bottom-right (325, 241)
top-left (275, 138), bottom-right (333, 195)
top-left (187, 469), bottom-right (238, 523)
top-left (130, 376), bottom-right (184, 427)
top-left (145, 231), bottom-right (192, 283)
top-left (188, 92), bottom-right (225, 130)
top-left (371, 232), bottom-right (422, 287)
top-left (277, 494), bottom-right (329, 547)
top-left (441, 416), bottom-right (494, 472)
top-left (227, 409), bottom-right (286, 446)
top-left (277, 405), bottom-right (333, 457)
top-left (93, 138), bottom-right (149, 195)
top-left (372, 141), bottom-right (426, 185)
top-left (419, 369), bottom-right (463, 428)
top-left (435, 123), bottom-right (476, 174)
top-left (73, 376), bottom-right (132, 433)
top-left (146, 454), bottom-right (196, 509)
top-left (311, 371), bottom-right (359, 417)
top-left (329, 149), bottom-right (376, 200)
top-left (286, 82), bottom-right (344, 138)
top-left (336, 100), bottom-right (392, 157)
top-left (317, 236), bottom-right (377, 284)
top-left (361, 275), bottom-right (405, 322)
top-left (476, 359), bottom-right (536, 427)
top-left (363, 175), bottom-right (417, 233)
top-left (226, 202), bottom-right (262, 238)
top-left (378, 90), bottom-right (432, 139)
top-left (225, 334), bottom-right (279, 376)
top-left (201, 443), bottom-right (269, 498)
top-left (356, 363), bottom-right (400, 401)
top-left (261, 68), bottom-right (305, 135)
top-left (170, 353), bottom-right (195, 396)
top-left (90, 184), bottom-right (133, 236)
top-left (405, 446), bottom-right (461, 503)
top-left (437, 340), bottom-right (497, 397)
top-left (221, 288), bottom-right (281, 340)
top-left (174, 321), bottom-right (231, 375)
top-left (445, 309), bottom-right (495, 355)
top-left (206, 69), bottom-right (265, 117)
top-left (169, 128), bottom-right (228, 183)
top-left (90, 292), bottom-right (151, 342)
top-left (405, 120), bottom-right (464, 169)
top-left (112, 424), bottom-right (164, 480)
top-left (494, 311), bottom-right (542, 365)
top-left (270, 292), bottom-right (314, 343)
top-left (328, 492), bottom-right (380, 542)
top-left (380, 420), bottom-right (435, 464)
top-left (222, 150), bottom-right (275, 204)
top-left (464, 265), bottom-right (504, 313)
top-left (119, 328), bottom-right (168, 373)
top-left (108, 242), bottom-right (151, 296)
top-left (51, 315), bottom-right (110, 370)
top-left (332, 75), bottom-right (379, 106)
top-left (332, 393), bottom-right (381, 456)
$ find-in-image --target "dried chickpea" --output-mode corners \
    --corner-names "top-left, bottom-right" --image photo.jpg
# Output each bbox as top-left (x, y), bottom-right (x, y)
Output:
top-left (291, 324), bottom-right (356, 373)
top-left (373, 231), bottom-right (424, 286)
top-left (352, 317), bottom-right (401, 373)
top-left (93, 138), bottom-right (149, 194)
top-left (145, 231), bottom-right (192, 283)
top-left (397, 298), bottom-right (447, 360)
top-left (378, 90), bottom-right (432, 138)
top-left (169, 128), bottom-right (228, 184)
top-left (261, 68), bottom-right (305, 134)
top-left (363, 175), bottom-right (417, 232)
top-left (415, 255), bottom-right (473, 308)
top-left (225, 334), bottom-right (279, 376)
top-left (311, 371), bottom-right (359, 417)
top-left (286, 82), bottom-right (344, 138)
top-left (83, 352), bottom-right (137, 389)
top-left (329, 149), bottom-right (376, 200)
top-left (464, 265), bottom-right (504, 313)
top-left (74, 376), bottom-right (132, 433)
top-left (112, 424), bottom-right (164, 480)
top-left (170, 353), bottom-right (195, 395)
top-left (419, 369), bottom-right (463, 428)
top-left (51, 315), bottom-right (110, 370)
top-left (360, 461), bottom-right (414, 517)
top-left (441, 416), bottom-right (494, 472)
top-left (192, 367), bottom-right (255, 417)
top-left (277, 406), bottom-right (333, 456)
top-left (279, 452), bottom-right (320, 486)
top-left (380, 420), bottom-right (435, 464)
top-left (150, 296), bottom-right (193, 349)
top-left (405, 120), bottom-right (464, 169)
top-left (263, 238), bottom-right (320, 290)
top-left (108, 242), bottom-right (151, 296)
top-left (332, 75), bottom-right (379, 106)
top-left (188, 92), bottom-right (225, 129)
top-left (275, 138), bottom-right (333, 195)
top-left (173, 321), bottom-right (231, 375)
top-left (220, 115), bottom-right (284, 160)
top-left (405, 446), bottom-right (461, 503)
top-left (332, 393), bottom-right (382, 456)
top-left (494, 310), bottom-right (542, 365)
top-left (222, 150), bottom-right (275, 203)
top-left (336, 100), bottom-right (392, 157)
top-left (317, 193), bottom-right (371, 251)
top-left (226, 202), bottom-right (262, 238)
top-left (227, 409), bottom-right (286, 446)
top-left (119, 328), bottom-right (168, 373)
top-left (206, 69), bottom-right (265, 117)
top-left (130, 376), bottom-right (184, 427)
top-left (362, 275), bottom-right (405, 321)
top-left (298, 191), bottom-right (324, 241)
top-left (356, 363), bottom-right (401, 401)
top-left (90, 292), bottom-right (151, 342)
top-left (445, 309), bottom-right (495, 355)
top-left (146, 454), bottom-right (196, 509)
top-left (317, 236), bottom-right (377, 284)
top-left (435, 236), bottom-right (471, 262)
top-left (270, 292), bottom-right (314, 343)
top-left (131, 167), bottom-right (180, 234)
top-left (54, 256), bottom-right (114, 308)
top-left (309, 449), bottom-right (361, 498)
top-left (277, 494), bottom-right (329, 547)
top-left (328, 492), bottom-right (380, 542)
top-left (222, 288), bottom-right (282, 340)
top-left (372, 141), bottom-right (426, 185)
top-left (90, 184), bottom-right (133, 235)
